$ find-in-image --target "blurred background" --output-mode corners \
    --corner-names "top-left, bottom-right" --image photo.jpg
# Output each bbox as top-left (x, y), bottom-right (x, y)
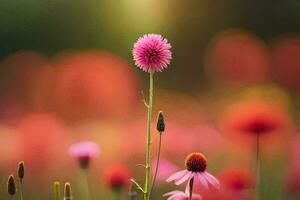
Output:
top-left (0, 0), bottom-right (300, 200)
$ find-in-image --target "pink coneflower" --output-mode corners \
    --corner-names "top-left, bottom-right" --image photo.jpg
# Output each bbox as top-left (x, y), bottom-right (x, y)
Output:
top-left (167, 153), bottom-right (220, 190)
top-left (133, 34), bottom-right (172, 73)
top-left (163, 190), bottom-right (202, 200)
top-left (69, 141), bottom-right (100, 168)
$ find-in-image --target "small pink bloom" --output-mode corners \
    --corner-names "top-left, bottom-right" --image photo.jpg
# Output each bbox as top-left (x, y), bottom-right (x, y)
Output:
top-left (163, 190), bottom-right (202, 200)
top-left (69, 141), bottom-right (100, 168)
top-left (166, 153), bottom-right (220, 191)
top-left (133, 34), bottom-right (172, 73)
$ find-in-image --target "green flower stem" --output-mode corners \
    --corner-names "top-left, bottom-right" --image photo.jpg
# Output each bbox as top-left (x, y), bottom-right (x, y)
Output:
top-left (19, 180), bottom-right (24, 200)
top-left (54, 181), bottom-right (61, 200)
top-left (113, 189), bottom-right (121, 200)
top-left (150, 133), bottom-right (162, 198)
top-left (80, 168), bottom-right (91, 200)
top-left (144, 72), bottom-right (154, 200)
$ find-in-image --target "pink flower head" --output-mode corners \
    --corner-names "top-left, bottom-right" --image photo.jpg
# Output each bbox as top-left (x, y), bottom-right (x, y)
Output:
top-left (69, 141), bottom-right (100, 168)
top-left (163, 190), bottom-right (202, 200)
top-left (166, 153), bottom-right (220, 191)
top-left (133, 34), bottom-right (172, 73)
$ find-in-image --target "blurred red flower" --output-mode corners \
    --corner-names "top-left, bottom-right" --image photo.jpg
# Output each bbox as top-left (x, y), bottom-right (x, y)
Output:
top-left (218, 169), bottom-right (255, 191)
top-left (53, 50), bottom-right (140, 122)
top-left (205, 28), bottom-right (271, 85)
top-left (104, 165), bottom-right (132, 189)
top-left (272, 35), bottom-right (300, 92)
top-left (199, 168), bottom-right (255, 200)
top-left (220, 101), bottom-right (293, 150)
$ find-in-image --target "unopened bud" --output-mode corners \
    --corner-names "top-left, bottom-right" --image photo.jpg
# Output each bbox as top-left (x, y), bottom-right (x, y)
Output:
top-left (156, 111), bottom-right (165, 133)
top-left (7, 175), bottom-right (16, 196)
top-left (18, 161), bottom-right (25, 180)
top-left (64, 182), bottom-right (72, 200)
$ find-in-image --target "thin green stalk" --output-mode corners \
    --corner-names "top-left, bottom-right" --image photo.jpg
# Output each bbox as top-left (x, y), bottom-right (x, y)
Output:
top-left (255, 134), bottom-right (260, 200)
top-left (54, 181), bottom-right (61, 200)
top-left (144, 72), bottom-right (154, 200)
top-left (80, 169), bottom-right (91, 200)
top-left (19, 180), bottom-right (24, 200)
top-left (113, 189), bottom-right (121, 200)
top-left (150, 133), bottom-right (162, 198)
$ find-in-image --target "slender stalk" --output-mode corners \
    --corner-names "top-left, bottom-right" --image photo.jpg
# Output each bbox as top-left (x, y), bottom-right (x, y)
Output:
top-left (19, 180), bottom-right (24, 200)
top-left (54, 181), bottom-right (61, 200)
top-left (150, 133), bottom-right (162, 197)
top-left (80, 169), bottom-right (91, 200)
top-left (255, 133), bottom-right (260, 200)
top-left (144, 72), bottom-right (154, 200)
top-left (189, 178), bottom-right (194, 200)
top-left (113, 189), bottom-right (121, 200)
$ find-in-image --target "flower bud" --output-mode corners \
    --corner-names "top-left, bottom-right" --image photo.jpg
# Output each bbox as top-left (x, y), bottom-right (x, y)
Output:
top-left (64, 182), bottom-right (72, 200)
top-left (156, 111), bottom-right (165, 133)
top-left (18, 161), bottom-right (25, 180)
top-left (7, 175), bottom-right (16, 196)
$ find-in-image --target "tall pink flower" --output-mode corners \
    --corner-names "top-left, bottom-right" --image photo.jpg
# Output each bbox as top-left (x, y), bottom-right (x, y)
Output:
top-left (167, 153), bottom-right (220, 190)
top-left (133, 34), bottom-right (172, 73)
top-left (69, 141), bottom-right (100, 168)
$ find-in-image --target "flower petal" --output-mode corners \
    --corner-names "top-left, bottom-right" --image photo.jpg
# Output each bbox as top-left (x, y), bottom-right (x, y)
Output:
top-left (197, 173), bottom-right (209, 190)
top-left (163, 191), bottom-right (183, 197)
top-left (204, 172), bottom-right (220, 189)
top-left (166, 170), bottom-right (188, 182)
top-left (175, 171), bottom-right (192, 185)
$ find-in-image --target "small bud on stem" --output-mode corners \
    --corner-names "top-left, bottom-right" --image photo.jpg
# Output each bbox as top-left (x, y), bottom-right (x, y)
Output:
top-left (7, 175), bottom-right (16, 196)
top-left (156, 111), bottom-right (165, 134)
top-left (64, 182), bottom-right (72, 200)
top-left (18, 161), bottom-right (25, 180)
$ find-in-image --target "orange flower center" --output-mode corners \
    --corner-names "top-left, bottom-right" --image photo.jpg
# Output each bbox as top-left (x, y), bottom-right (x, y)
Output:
top-left (185, 152), bottom-right (207, 172)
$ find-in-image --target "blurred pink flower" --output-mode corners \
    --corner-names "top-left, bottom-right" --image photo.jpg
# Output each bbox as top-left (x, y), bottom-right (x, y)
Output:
top-left (163, 190), bottom-right (202, 200)
top-left (167, 153), bottom-right (220, 190)
top-left (69, 141), bottom-right (100, 168)
top-left (151, 158), bottom-right (178, 182)
top-left (133, 34), bottom-right (172, 73)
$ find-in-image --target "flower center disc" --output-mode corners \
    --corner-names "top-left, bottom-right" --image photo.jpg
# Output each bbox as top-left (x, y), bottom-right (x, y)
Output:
top-left (185, 152), bottom-right (207, 172)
